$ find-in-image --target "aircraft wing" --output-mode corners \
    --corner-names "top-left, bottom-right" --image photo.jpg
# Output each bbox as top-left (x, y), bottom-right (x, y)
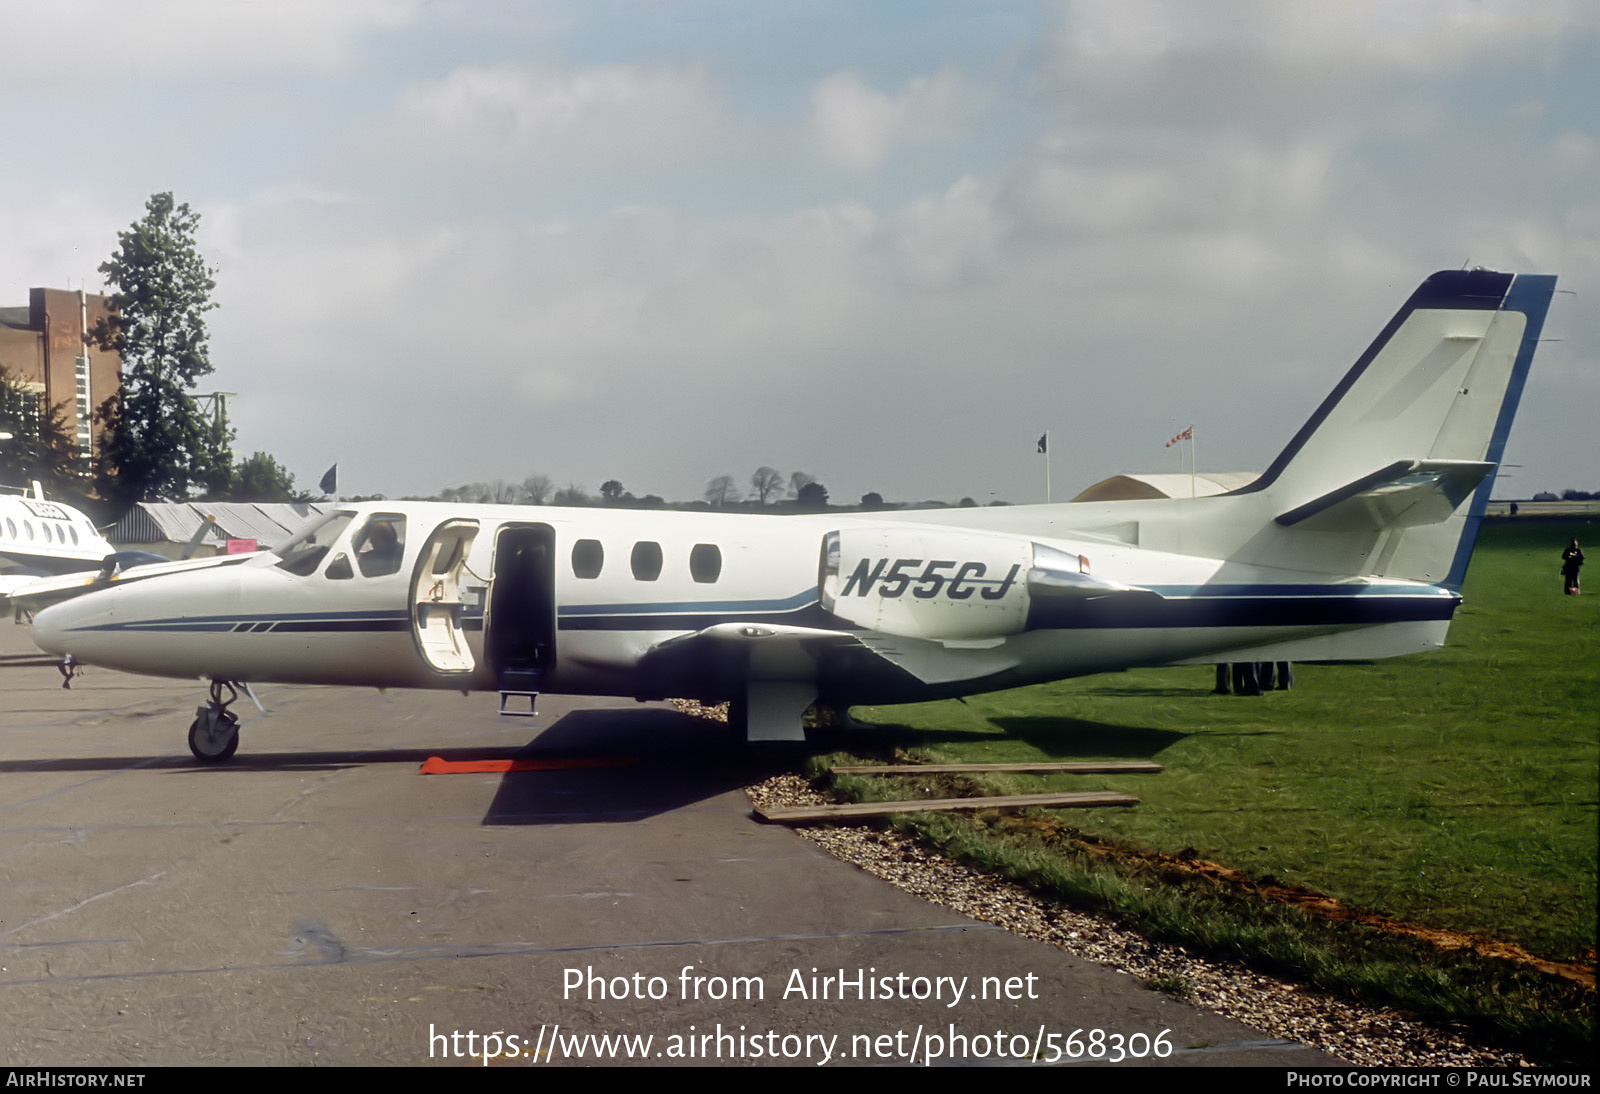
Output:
top-left (637, 620), bottom-right (1022, 695)
top-left (0, 573), bottom-right (44, 604)
top-left (4, 553), bottom-right (251, 615)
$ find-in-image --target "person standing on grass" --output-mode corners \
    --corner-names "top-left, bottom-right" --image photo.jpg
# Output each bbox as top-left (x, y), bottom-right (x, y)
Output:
top-left (1561, 538), bottom-right (1584, 595)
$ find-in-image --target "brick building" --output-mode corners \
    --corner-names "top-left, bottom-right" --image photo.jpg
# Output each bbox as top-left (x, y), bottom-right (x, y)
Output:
top-left (0, 287), bottom-right (121, 463)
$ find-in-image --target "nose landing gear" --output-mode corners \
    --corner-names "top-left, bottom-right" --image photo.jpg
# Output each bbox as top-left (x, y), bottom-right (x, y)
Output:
top-left (188, 679), bottom-right (242, 763)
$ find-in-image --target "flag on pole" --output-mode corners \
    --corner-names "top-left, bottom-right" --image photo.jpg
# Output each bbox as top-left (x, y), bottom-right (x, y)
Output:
top-left (1036, 433), bottom-right (1048, 454)
top-left (319, 463), bottom-right (338, 494)
top-left (1164, 426), bottom-right (1193, 448)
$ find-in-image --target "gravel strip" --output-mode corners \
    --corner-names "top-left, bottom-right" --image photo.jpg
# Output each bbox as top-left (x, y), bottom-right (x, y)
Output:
top-left (745, 772), bottom-right (1534, 1068)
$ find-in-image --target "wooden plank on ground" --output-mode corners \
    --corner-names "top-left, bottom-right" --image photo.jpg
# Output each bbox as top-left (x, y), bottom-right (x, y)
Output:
top-left (755, 791), bottom-right (1138, 825)
top-left (831, 761), bottom-right (1162, 775)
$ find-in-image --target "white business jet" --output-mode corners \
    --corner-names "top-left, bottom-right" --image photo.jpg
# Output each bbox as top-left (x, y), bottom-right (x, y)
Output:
top-left (0, 484), bottom-right (115, 579)
top-left (0, 484), bottom-right (141, 614)
top-left (29, 270), bottom-right (1557, 762)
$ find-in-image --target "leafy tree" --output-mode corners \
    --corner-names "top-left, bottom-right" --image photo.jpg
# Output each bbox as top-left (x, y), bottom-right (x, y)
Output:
top-left (0, 367), bottom-right (79, 494)
top-left (750, 466), bottom-right (784, 505)
top-left (796, 480), bottom-right (829, 510)
top-left (93, 193), bottom-right (224, 503)
top-left (600, 479), bottom-right (626, 502)
top-left (553, 483), bottom-right (589, 506)
top-left (860, 491), bottom-right (884, 508)
top-left (705, 474), bottom-right (740, 506)
top-left (225, 451), bottom-right (297, 502)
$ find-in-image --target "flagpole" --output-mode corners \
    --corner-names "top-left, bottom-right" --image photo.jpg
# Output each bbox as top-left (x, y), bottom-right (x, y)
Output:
top-left (1037, 432), bottom-right (1051, 503)
top-left (1190, 428), bottom-right (1197, 498)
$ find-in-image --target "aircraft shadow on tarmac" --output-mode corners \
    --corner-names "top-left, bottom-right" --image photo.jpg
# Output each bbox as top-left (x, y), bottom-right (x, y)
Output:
top-left (478, 707), bottom-right (803, 825)
top-left (0, 707), bottom-right (810, 824)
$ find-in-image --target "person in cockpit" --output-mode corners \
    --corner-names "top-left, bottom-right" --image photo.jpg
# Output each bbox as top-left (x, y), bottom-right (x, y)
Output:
top-left (356, 520), bottom-right (403, 577)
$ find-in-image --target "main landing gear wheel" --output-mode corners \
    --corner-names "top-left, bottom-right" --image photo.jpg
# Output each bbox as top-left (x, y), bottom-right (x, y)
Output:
top-left (188, 680), bottom-right (242, 763)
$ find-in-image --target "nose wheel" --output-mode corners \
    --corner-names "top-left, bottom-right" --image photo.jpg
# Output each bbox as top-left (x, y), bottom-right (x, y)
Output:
top-left (188, 680), bottom-right (242, 763)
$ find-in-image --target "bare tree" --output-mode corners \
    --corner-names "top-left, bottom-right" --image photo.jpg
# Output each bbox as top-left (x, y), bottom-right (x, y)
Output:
top-left (788, 470), bottom-right (814, 498)
top-left (522, 473), bottom-right (554, 505)
top-left (553, 483), bottom-right (589, 506)
top-left (750, 466), bottom-right (784, 505)
top-left (705, 474), bottom-right (740, 506)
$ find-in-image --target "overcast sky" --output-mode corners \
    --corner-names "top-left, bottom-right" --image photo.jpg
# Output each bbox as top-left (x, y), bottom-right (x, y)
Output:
top-left (1, 0), bottom-right (1594, 504)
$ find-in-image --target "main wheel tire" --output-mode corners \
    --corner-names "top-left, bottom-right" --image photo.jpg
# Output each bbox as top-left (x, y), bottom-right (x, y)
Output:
top-left (187, 710), bottom-right (240, 763)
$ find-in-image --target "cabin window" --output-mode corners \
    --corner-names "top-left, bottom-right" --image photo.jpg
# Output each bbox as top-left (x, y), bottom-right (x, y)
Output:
top-left (572, 538), bottom-right (604, 579)
top-left (56, 523), bottom-right (67, 543)
top-left (630, 541), bottom-right (663, 581)
top-left (68, 526), bottom-right (79, 545)
top-left (41, 523), bottom-right (52, 544)
top-left (351, 514), bottom-right (407, 577)
top-left (5, 519), bottom-right (14, 538)
top-left (23, 521), bottom-right (33, 540)
top-left (690, 543), bottom-right (722, 583)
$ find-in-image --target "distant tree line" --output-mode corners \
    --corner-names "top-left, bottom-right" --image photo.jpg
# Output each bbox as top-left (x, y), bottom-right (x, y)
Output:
top-left (1530, 489), bottom-right (1600, 502)
top-left (416, 465), bottom-right (1004, 513)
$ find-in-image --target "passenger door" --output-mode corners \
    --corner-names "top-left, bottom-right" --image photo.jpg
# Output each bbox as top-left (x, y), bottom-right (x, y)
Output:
top-left (410, 519), bottom-right (480, 675)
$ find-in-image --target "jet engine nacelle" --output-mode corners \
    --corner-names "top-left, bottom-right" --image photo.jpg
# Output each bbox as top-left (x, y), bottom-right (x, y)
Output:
top-left (819, 527), bottom-right (1112, 641)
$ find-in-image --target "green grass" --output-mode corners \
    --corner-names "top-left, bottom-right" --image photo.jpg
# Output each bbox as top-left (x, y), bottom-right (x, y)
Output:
top-left (818, 519), bottom-right (1598, 1061)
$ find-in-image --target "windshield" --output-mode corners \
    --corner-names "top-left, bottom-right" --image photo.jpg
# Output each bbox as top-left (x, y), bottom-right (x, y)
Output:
top-left (273, 512), bottom-right (355, 577)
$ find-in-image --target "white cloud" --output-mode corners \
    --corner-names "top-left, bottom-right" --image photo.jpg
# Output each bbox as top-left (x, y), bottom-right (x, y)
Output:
top-left (1055, 0), bottom-right (1590, 74)
top-left (396, 63), bottom-right (731, 167)
top-left (808, 68), bottom-right (988, 171)
top-left (0, 0), bottom-right (419, 85)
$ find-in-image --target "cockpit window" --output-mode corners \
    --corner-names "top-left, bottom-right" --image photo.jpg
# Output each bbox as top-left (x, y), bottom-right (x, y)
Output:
top-left (273, 512), bottom-right (355, 577)
top-left (351, 514), bottom-right (407, 577)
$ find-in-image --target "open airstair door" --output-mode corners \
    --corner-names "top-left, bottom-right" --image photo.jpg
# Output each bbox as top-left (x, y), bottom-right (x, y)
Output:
top-left (485, 523), bottom-right (557, 715)
top-left (410, 518), bottom-right (480, 675)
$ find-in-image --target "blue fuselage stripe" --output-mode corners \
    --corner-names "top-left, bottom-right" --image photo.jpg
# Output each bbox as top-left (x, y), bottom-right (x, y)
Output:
top-left (61, 585), bottom-right (1455, 636)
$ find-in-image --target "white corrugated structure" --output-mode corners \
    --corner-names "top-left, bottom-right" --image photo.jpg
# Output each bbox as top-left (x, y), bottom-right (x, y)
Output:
top-left (110, 502), bottom-right (327, 557)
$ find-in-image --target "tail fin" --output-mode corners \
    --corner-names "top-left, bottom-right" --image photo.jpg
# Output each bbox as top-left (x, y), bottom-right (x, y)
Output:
top-left (1233, 270), bottom-right (1556, 589)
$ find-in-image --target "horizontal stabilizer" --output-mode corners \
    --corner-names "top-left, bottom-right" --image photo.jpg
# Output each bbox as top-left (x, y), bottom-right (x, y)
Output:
top-left (1274, 459), bottom-right (1495, 533)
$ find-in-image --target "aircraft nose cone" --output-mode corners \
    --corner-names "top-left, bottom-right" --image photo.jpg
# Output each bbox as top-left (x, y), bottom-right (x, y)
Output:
top-left (29, 602), bottom-right (72, 655)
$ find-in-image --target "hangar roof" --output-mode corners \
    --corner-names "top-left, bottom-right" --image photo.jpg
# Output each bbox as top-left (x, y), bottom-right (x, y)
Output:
top-left (111, 502), bottom-right (327, 549)
top-left (1070, 472), bottom-right (1260, 502)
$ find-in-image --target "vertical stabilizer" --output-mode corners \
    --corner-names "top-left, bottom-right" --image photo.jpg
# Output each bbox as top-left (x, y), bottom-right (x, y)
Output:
top-left (1233, 270), bottom-right (1556, 588)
